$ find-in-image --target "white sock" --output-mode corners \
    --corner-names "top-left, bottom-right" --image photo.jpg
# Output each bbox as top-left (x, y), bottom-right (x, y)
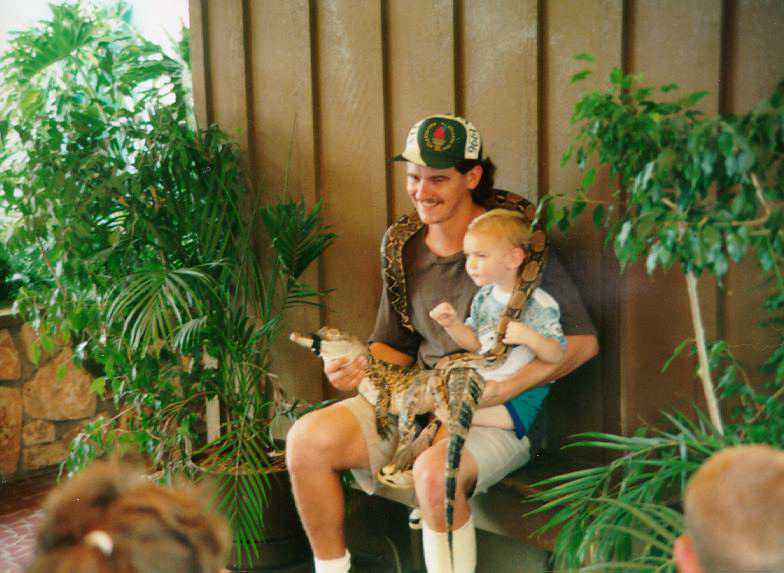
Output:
top-left (422, 516), bottom-right (477, 573)
top-left (314, 549), bottom-right (351, 573)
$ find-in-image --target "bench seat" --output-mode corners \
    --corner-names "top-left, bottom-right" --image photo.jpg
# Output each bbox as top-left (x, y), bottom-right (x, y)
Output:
top-left (359, 454), bottom-right (593, 552)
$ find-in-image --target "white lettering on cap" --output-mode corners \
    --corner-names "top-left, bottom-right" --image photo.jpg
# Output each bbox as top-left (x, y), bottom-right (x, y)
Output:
top-left (465, 123), bottom-right (481, 159)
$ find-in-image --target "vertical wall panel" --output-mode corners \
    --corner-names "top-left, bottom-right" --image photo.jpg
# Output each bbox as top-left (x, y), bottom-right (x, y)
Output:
top-left (247, 0), bottom-right (323, 401)
top-left (386, 0), bottom-right (455, 221)
top-left (192, 1), bottom-right (783, 436)
top-left (543, 0), bottom-right (623, 455)
top-left (316, 1), bottom-right (388, 396)
top-left (188, 0), bottom-right (210, 128)
top-left (461, 0), bottom-right (539, 200)
top-left (723, 0), bottom-right (784, 389)
top-left (623, 0), bottom-right (723, 428)
top-left (205, 0), bottom-right (249, 151)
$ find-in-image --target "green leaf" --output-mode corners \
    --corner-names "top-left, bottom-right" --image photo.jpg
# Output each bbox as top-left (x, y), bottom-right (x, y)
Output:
top-left (718, 131), bottom-right (734, 157)
top-left (571, 69), bottom-right (592, 84)
top-left (581, 167), bottom-right (597, 190)
top-left (737, 149), bottom-right (754, 172)
top-left (713, 252), bottom-right (728, 277)
top-left (662, 339), bottom-right (692, 373)
top-left (571, 198), bottom-right (587, 219)
top-left (682, 91), bottom-right (708, 107)
top-left (592, 204), bottom-right (605, 227)
top-left (56, 362), bottom-right (68, 382)
top-left (31, 342), bottom-right (42, 366)
top-left (90, 377), bottom-right (106, 396)
top-left (574, 52), bottom-right (595, 62)
top-left (40, 333), bottom-right (55, 354)
top-left (561, 143), bottom-right (574, 167)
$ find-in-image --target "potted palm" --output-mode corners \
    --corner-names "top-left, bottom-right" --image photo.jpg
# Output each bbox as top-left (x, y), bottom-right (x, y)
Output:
top-left (0, 3), bottom-right (334, 569)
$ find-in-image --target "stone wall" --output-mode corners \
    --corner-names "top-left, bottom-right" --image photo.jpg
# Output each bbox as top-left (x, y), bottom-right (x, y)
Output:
top-left (0, 311), bottom-right (110, 478)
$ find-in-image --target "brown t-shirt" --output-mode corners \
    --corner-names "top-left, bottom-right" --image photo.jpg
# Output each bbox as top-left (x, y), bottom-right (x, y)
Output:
top-left (369, 227), bottom-right (596, 368)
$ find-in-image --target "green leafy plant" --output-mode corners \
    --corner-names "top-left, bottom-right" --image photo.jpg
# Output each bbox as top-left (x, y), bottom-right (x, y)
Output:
top-left (530, 60), bottom-right (784, 571)
top-left (0, 2), bottom-right (334, 561)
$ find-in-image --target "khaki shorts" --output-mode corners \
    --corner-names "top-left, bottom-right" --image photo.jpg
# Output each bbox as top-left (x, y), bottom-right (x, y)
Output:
top-left (340, 395), bottom-right (531, 497)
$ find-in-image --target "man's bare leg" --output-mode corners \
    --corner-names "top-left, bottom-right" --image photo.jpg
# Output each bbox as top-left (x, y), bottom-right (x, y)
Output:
top-left (413, 439), bottom-right (479, 572)
top-left (412, 438), bottom-right (478, 530)
top-left (286, 402), bottom-right (370, 559)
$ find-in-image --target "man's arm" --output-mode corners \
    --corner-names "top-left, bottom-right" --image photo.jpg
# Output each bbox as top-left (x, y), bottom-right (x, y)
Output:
top-left (480, 334), bottom-right (598, 406)
top-left (369, 341), bottom-right (415, 367)
top-left (325, 341), bottom-right (414, 392)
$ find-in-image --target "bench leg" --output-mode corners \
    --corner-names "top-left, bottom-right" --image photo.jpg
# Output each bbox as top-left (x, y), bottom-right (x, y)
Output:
top-left (409, 527), bottom-right (425, 572)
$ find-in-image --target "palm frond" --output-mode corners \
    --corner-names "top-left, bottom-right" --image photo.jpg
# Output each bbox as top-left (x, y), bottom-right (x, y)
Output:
top-left (200, 424), bottom-right (274, 562)
top-left (1, 4), bottom-right (98, 83)
top-left (107, 265), bottom-right (215, 353)
top-left (259, 197), bottom-right (336, 280)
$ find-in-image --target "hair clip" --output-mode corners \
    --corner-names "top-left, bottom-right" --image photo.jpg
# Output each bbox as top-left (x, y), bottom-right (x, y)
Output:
top-left (84, 530), bottom-right (114, 556)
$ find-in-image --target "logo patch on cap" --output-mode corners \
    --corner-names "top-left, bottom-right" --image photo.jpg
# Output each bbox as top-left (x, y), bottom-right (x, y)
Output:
top-left (423, 122), bottom-right (456, 152)
top-left (392, 114), bottom-right (482, 168)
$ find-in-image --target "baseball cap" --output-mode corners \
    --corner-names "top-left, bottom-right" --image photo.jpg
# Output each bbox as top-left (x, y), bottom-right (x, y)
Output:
top-left (392, 114), bottom-right (482, 168)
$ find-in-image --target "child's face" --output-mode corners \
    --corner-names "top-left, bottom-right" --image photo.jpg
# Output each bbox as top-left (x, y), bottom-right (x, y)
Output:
top-left (463, 231), bottom-right (523, 287)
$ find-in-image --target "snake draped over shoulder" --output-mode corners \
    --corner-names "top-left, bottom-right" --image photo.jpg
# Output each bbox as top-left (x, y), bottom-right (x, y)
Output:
top-left (380, 189), bottom-right (549, 359)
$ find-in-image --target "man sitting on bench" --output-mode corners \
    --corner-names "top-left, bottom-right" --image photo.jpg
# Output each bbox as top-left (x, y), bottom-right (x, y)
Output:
top-left (286, 114), bottom-right (598, 573)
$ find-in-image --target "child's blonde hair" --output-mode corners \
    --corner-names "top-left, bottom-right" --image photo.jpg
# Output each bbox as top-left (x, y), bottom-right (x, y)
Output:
top-left (466, 208), bottom-right (532, 248)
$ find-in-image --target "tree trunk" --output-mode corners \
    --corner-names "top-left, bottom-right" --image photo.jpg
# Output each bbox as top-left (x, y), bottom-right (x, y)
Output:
top-left (685, 271), bottom-right (724, 434)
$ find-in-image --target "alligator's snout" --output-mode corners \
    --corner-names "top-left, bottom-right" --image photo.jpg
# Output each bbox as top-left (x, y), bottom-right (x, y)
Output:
top-left (289, 332), bottom-right (322, 356)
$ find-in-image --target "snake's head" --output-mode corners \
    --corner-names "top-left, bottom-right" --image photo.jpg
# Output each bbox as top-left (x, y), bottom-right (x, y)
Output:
top-left (289, 327), bottom-right (366, 361)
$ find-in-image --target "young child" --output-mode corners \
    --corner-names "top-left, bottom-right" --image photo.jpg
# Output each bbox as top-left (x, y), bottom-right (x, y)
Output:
top-left (27, 460), bottom-right (230, 573)
top-left (429, 208), bottom-right (566, 439)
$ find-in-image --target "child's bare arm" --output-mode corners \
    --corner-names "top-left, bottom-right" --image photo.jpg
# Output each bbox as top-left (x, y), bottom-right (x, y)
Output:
top-left (504, 320), bottom-right (565, 363)
top-left (429, 302), bottom-right (481, 352)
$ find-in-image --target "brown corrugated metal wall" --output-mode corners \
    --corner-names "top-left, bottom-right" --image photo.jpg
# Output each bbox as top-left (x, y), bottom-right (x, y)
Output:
top-left (189, 0), bottom-right (784, 458)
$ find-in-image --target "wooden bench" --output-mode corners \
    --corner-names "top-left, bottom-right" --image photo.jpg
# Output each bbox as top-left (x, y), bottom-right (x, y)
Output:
top-left (357, 453), bottom-right (592, 553)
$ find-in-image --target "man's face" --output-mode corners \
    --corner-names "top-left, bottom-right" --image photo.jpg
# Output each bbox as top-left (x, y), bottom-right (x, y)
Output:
top-left (405, 163), bottom-right (480, 225)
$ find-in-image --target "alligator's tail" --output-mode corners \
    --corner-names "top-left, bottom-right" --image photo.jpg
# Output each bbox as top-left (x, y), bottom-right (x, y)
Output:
top-left (444, 366), bottom-right (485, 570)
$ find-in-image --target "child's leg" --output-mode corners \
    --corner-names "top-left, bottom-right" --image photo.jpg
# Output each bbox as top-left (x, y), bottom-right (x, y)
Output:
top-left (472, 405), bottom-right (514, 430)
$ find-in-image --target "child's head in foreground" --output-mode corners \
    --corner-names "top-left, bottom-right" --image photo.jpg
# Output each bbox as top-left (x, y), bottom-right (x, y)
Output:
top-left (27, 460), bottom-right (230, 573)
top-left (464, 208), bottom-right (531, 288)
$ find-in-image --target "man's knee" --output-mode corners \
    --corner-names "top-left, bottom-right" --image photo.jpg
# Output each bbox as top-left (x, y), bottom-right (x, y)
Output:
top-left (413, 445), bottom-right (476, 512)
top-left (413, 448), bottom-right (447, 511)
top-left (286, 404), bottom-right (364, 475)
top-left (286, 409), bottom-right (336, 474)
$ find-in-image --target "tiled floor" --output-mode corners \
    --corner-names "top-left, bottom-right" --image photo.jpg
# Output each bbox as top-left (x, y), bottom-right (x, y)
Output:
top-left (0, 472), bottom-right (57, 573)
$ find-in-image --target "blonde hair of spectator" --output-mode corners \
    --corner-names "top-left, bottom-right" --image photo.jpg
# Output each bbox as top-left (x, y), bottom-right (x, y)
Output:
top-left (466, 208), bottom-right (532, 249)
top-left (684, 444), bottom-right (784, 573)
top-left (27, 460), bottom-right (231, 573)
